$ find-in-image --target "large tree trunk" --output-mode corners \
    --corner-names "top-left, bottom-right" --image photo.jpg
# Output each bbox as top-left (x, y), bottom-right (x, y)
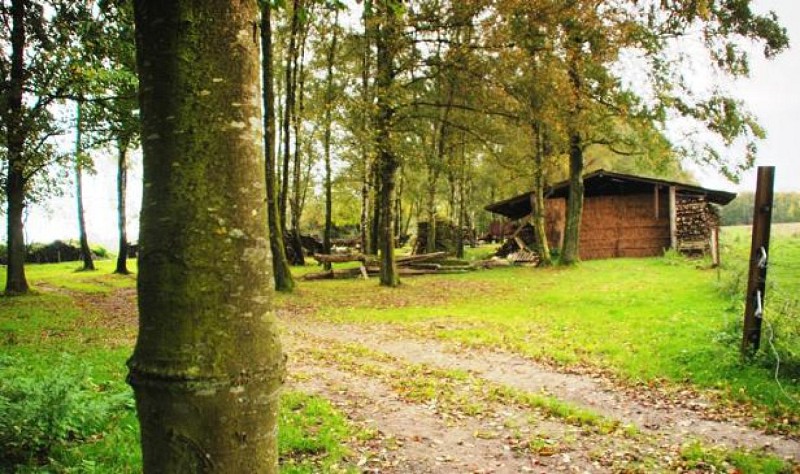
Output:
top-left (114, 139), bottom-right (130, 274)
top-left (561, 49), bottom-right (585, 266)
top-left (5, 164), bottom-right (28, 294)
top-left (561, 131), bottom-right (584, 264)
top-left (128, 2), bottom-right (284, 471)
top-left (374, 0), bottom-right (400, 286)
top-left (74, 101), bottom-right (95, 272)
top-left (322, 10), bottom-right (339, 270)
top-left (3, 0), bottom-right (29, 295)
top-left (531, 123), bottom-right (552, 266)
top-left (261, 2), bottom-right (294, 292)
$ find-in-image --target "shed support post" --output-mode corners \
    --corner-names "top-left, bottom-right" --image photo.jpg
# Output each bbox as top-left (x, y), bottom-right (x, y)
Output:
top-left (742, 166), bottom-right (775, 357)
top-left (710, 226), bottom-right (720, 267)
top-left (654, 185), bottom-right (660, 219)
top-left (669, 186), bottom-right (677, 250)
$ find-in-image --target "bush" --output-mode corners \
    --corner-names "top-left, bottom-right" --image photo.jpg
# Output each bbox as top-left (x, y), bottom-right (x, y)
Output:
top-left (0, 355), bottom-right (133, 470)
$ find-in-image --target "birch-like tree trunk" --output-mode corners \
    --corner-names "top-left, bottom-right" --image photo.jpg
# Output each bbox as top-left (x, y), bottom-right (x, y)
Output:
top-left (128, 2), bottom-right (284, 471)
top-left (114, 138), bottom-right (130, 274)
top-left (322, 9), bottom-right (340, 270)
top-left (74, 101), bottom-right (95, 272)
top-left (261, 1), bottom-right (295, 292)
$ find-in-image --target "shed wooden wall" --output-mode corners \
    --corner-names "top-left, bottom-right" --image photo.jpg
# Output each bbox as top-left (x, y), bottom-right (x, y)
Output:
top-left (545, 193), bottom-right (671, 260)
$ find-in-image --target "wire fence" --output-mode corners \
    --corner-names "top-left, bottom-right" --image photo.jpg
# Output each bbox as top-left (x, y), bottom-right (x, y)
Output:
top-left (718, 223), bottom-right (800, 403)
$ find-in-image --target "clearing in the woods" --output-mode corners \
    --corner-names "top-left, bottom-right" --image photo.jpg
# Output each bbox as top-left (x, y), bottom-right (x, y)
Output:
top-left (1, 224), bottom-right (799, 473)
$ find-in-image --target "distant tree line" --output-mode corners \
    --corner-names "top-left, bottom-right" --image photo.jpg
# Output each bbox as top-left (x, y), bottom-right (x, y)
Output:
top-left (721, 192), bottom-right (800, 225)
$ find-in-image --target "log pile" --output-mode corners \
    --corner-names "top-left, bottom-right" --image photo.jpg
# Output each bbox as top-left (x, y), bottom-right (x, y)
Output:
top-left (304, 251), bottom-right (471, 280)
top-left (676, 196), bottom-right (717, 255)
top-left (413, 219), bottom-right (460, 255)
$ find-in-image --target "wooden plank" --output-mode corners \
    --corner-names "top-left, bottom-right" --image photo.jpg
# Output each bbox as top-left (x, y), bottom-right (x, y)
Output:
top-left (669, 186), bottom-right (677, 250)
top-left (654, 184), bottom-right (660, 219)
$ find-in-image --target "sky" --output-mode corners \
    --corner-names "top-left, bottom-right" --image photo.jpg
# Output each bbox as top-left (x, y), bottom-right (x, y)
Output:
top-left (12, 0), bottom-right (800, 251)
top-left (692, 0), bottom-right (800, 194)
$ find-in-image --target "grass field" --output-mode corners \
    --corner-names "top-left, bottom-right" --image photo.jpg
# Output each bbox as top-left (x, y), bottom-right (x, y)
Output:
top-left (1, 223), bottom-right (799, 471)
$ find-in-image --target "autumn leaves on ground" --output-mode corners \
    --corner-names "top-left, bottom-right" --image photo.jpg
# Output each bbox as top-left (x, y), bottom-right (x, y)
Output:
top-left (2, 225), bottom-right (800, 473)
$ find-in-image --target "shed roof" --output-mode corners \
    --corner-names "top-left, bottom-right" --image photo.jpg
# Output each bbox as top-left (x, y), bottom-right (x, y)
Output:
top-left (484, 169), bottom-right (737, 220)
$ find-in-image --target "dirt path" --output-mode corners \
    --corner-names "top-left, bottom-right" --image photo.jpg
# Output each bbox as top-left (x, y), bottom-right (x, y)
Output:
top-left (281, 317), bottom-right (800, 466)
top-left (68, 286), bottom-right (799, 471)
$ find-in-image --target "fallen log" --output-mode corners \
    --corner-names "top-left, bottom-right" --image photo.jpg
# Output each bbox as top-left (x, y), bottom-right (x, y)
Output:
top-left (396, 251), bottom-right (447, 266)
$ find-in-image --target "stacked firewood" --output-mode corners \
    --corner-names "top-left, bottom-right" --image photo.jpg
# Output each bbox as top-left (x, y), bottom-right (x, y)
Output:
top-left (676, 196), bottom-right (714, 253)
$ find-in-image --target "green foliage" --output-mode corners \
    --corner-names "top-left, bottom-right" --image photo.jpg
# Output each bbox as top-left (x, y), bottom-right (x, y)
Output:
top-left (0, 354), bottom-right (134, 471)
top-left (721, 192), bottom-right (800, 225)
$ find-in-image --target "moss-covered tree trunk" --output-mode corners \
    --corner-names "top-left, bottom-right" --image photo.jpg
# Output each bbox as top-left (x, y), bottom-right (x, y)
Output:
top-left (128, 2), bottom-right (284, 471)
top-left (114, 139), bottom-right (130, 274)
top-left (374, 0), bottom-right (400, 286)
top-left (74, 101), bottom-right (95, 272)
top-left (561, 44), bottom-right (585, 266)
top-left (561, 131), bottom-right (584, 265)
top-left (261, 2), bottom-right (294, 292)
top-left (530, 123), bottom-right (551, 266)
top-left (3, 0), bottom-right (29, 295)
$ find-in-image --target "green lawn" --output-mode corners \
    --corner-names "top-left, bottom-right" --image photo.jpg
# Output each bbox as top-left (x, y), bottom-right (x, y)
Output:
top-left (1, 223), bottom-right (799, 471)
top-left (276, 224), bottom-right (800, 432)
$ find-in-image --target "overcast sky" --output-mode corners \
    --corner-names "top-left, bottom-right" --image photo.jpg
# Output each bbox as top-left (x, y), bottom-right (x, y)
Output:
top-left (693, 0), bottom-right (799, 193)
top-left (13, 0), bottom-right (800, 250)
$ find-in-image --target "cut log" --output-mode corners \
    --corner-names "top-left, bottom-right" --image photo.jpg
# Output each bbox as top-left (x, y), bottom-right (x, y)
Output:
top-left (396, 251), bottom-right (447, 266)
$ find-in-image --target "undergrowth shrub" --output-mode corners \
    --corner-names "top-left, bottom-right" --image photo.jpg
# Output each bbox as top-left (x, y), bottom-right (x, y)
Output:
top-left (715, 263), bottom-right (800, 379)
top-left (0, 355), bottom-right (133, 471)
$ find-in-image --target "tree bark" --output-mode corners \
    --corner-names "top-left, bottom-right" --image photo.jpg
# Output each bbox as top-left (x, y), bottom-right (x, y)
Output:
top-left (322, 10), bottom-right (339, 270)
top-left (74, 101), bottom-right (96, 272)
top-left (374, 0), bottom-right (400, 286)
top-left (4, 0), bottom-right (30, 295)
top-left (561, 49), bottom-right (585, 266)
top-left (561, 131), bottom-right (584, 264)
top-left (261, 2), bottom-right (295, 292)
top-left (531, 122), bottom-right (552, 266)
top-left (289, 16), bottom-right (308, 266)
top-left (359, 0), bottom-right (374, 255)
top-left (114, 139), bottom-right (130, 274)
top-left (128, 2), bottom-right (284, 471)
top-left (280, 0), bottom-right (301, 229)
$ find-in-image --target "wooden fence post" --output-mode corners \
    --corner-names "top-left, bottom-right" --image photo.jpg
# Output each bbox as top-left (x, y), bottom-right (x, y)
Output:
top-left (741, 166), bottom-right (775, 357)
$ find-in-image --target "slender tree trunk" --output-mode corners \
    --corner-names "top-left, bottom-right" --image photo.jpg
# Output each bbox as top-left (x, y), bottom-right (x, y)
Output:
top-left (360, 166), bottom-right (370, 253)
top-left (425, 164), bottom-right (438, 254)
top-left (531, 123), bottom-right (552, 266)
top-left (289, 21), bottom-right (308, 266)
top-left (394, 167), bottom-right (403, 245)
top-left (280, 0), bottom-right (301, 229)
top-left (128, 2), bottom-right (284, 471)
top-left (369, 161), bottom-right (381, 255)
top-left (74, 101), bottom-right (95, 272)
top-left (114, 139), bottom-right (130, 274)
top-left (3, 0), bottom-right (29, 295)
top-left (359, 1), bottom-right (373, 255)
top-left (261, 2), bottom-right (294, 292)
top-left (374, 0), bottom-right (400, 286)
top-left (456, 130), bottom-right (467, 259)
top-left (322, 10), bottom-right (339, 270)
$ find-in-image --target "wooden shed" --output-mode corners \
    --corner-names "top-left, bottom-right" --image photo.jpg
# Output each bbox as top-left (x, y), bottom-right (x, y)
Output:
top-left (484, 170), bottom-right (736, 262)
